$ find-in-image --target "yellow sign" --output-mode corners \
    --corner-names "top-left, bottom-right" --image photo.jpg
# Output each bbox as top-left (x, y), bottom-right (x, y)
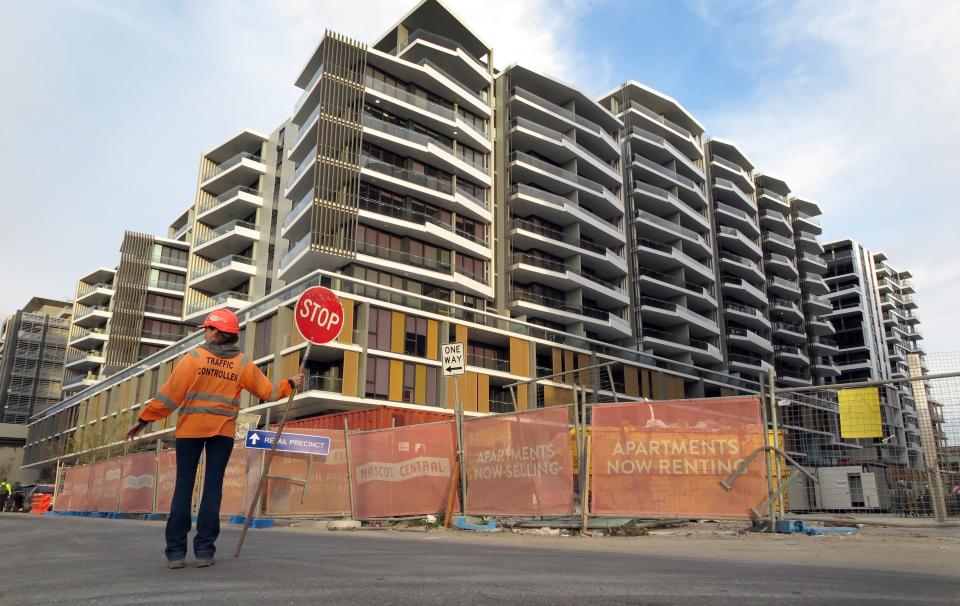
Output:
top-left (838, 387), bottom-right (883, 438)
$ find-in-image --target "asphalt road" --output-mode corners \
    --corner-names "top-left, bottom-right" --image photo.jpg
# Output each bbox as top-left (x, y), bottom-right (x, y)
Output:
top-left (1, 515), bottom-right (958, 605)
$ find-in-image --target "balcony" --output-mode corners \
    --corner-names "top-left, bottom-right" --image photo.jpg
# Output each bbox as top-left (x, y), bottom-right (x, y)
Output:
top-left (759, 188), bottom-right (790, 212)
top-left (714, 201), bottom-right (760, 238)
top-left (510, 289), bottom-right (631, 339)
top-left (720, 252), bottom-right (765, 282)
top-left (717, 226), bottom-right (762, 259)
top-left (397, 30), bottom-right (491, 96)
top-left (635, 209), bottom-right (711, 256)
top-left (510, 252), bottom-right (628, 306)
top-left (73, 305), bottom-right (112, 328)
top-left (190, 254), bottom-right (257, 293)
top-left (762, 231), bottom-right (794, 256)
top-left (764, 253), bottom-right (799, 280)
top-left (635, 266), bottom-right (717, 311)
top-left (511, 151), bottom-right (621, 217)
top-left (798, 252), bottom-right (828, 274)
top-left (776, 369), bottom-right (811, 387)
top-left (509, 184), bottom-right (625, 246)
top-left (636, 237), bottom-right (715, 283)
top-left (148, 278), bottom-right (185, 294)
top-left (766, 275), bottom-right (801, 297)
top-left (466, 352), bottom-right (510, 374)
top-left (631, 180), bottom-right (709, 232)
top-left (803, 273), bottom-right (829, 296)
top-left (728, 352), bottom-right (773, 375)
top-left (793, 211), bottom-right (822, 234)
top-left (511, 218), bottom-right (622, 274)
top-left (359, 156), bottom-right (480, 214)
top-left (809, 336), bottom-right (840, 355)
top-left (726, 327), bottom-right (774, 355)
top-left (723, 301), bottom-right (770, 330)
top-left (197, 185), bottom-right (264, 225)
top-left (806, 317), bottom-right (835, 335)
top-left (69, 327), bottom-right (109, 350)
top-left (151, 253), bottom-right (188, 269)
top-left (510, 86), bottom-right (619, 157)
top-left (193, 220), bottom-right (260, 259)
top-left (62, 371), bottom-right (100, 392)
top-left (286, 151), bottom-right (317, 201)
top-left (639, 296), bottom-right (720, 337)
top-left (626, 125), bottom-right (703, 183)
top-left (811, 358), bottom-right (840, 378)
top-left (641, 327), bottom-right (723, 364)
top-left (186, 291), bottom-right (253, 319)
top-left (64, 349), bottom-right (105, 371)
top-left (510, 117), bottom-right (621, 186)
top-left (803, 294), bottom-right (833, 315)
top-left (721, 275), bottom-right (766, 308)
top-left (623, 100), bottom-right (702, 160)
top-left (761, 209), bottom-right (792, 236)
top-left (794, 230), bottom-right (823, 254)
top-left (772, 322), bottom-right (807, 344)
top-left (709, 155), bottom-right (753, 193)
top-left (200, 152), bottom-right (265, 196)
top-left (712, 177), bottom-right (755, 214)
top-left (770, 298), bottom-right (804, 323)
top-left (76, 282), bottom-right (114, 306)
top-left (630, 154), bottom-right (706, 209)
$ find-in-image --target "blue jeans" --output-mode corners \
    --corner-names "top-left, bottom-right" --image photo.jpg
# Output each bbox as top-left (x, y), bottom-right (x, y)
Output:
top-left (165, 436), bottom-right (234, 561)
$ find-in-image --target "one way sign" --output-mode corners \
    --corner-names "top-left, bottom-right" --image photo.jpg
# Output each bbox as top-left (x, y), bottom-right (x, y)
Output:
top-left (441, 342), bottom-right (465, 376)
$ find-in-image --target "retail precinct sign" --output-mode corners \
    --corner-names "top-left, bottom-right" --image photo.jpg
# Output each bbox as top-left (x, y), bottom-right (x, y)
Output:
top-left (245, 429), bottom-right (332, 456)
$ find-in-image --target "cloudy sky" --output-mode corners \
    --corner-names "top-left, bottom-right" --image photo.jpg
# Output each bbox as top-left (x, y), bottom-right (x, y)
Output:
top-left (1, 0), bottom-right (957, 353)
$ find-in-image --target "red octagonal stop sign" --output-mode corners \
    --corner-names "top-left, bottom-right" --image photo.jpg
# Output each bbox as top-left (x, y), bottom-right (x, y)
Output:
top-left (294, 286), bottom-right (344, 345)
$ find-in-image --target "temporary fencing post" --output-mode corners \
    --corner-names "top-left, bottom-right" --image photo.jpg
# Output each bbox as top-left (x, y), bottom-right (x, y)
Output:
top-left (758, 372), bottom-right (775, 532)
top-left (234, 342), bottom-right (311, 557)
top-left (443, 456), bottom-right (459, 528)
top-left (343, 419), bottom-right (357, 520)
top-left (767, 368), bottom-right (785, 518)
top-left (580, 433), bottom-right (592, 535)
top-left (152, 439), bottom-right (161, 515)
top-left (605, 365), bottom-right (619, 402)
top-left (908, 354), bottom-right (948, 522)
top-left (453, 375), bottom-right (467, 511)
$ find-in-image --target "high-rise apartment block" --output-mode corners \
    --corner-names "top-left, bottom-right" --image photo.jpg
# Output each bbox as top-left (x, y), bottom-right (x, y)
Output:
top-left (21, 0), bottom-right (934, 479)
top-left (0, 298), bottom-right (72, 423)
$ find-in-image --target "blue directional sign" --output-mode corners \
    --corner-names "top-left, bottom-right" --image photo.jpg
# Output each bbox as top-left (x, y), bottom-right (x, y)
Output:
top-left (244, 429), bottom-right (331, 456)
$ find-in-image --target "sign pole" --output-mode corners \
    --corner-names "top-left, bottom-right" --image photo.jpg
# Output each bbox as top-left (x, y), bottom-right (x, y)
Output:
top-left (343, 419), bottom-right (357, 520)
top-left (235, 285), bottom-right (343, 557)
top-left (454, 375), bottom-right (467, 513)
top-left (234, 343), bottom-right (310, 557)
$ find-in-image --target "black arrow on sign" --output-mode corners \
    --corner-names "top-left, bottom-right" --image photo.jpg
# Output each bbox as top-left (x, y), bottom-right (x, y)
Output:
top-left (445, 365), bottom-right (462, 373)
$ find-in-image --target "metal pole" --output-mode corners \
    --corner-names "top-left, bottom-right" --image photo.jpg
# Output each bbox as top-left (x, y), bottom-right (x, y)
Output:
top-left (767, 368), bottom-right (785, 518)
top-left (580, 433), bottom-right (592, 535)
top-left (605, 365), bottom-right (619, 403)
top-left (343, 419), bottom-right (357, 520)
top-left (453, 376), bottom-right (467, 512)
top-left (758, 372), bottom-right (775, 532)
top-left (152, 439), bottom-right (161, 515)
top-left (235, 343), bottom-right (311, 558)
top-left (907, 354), bottom-right (947, 523)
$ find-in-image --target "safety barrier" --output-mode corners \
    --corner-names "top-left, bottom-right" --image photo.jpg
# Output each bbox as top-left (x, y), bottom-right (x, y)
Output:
top-left (52, 399), bottom-right (770, 521)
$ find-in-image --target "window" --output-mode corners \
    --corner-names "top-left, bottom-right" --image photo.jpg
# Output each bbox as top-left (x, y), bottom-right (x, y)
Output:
top-left (402, 363), bottom-right (416, 402)
top-left (368, 308), bottom-right (393, 351)
top-left (141, 319), bottom-right (184, 341)
top-left (404, 316), bottom-right (428, 357)
top-left (152, 244), bottom-right (188, 267)
top-left (149, 269), bottom-right (185, 290)
top-left (456, 254), bottom-right (487, 282)
top-left (455, 215), bottom-right (486, 244)
top-left (144, 293), bottom-right (182, 316)
top-left (365, 357), bottom-right (390, 399)
top-left (254, 315), bottom-right (274, 359)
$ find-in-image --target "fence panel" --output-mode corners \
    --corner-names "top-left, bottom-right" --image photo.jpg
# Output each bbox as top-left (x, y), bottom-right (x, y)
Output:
top-left (591, 398), bottom-right (767, 518)
top-left (348, 421), bottom-right (456, 518)
top-left (86, 461), bottom-right (108, 512)
top-left (265, 430), bottom-right (351, 516)
top-left (59, 464), bottom-right (90, 512)
top-left (118, 452), bottom-right (157, 513)
top-left (92, 457), bottom-right (125, 512)
top-left (464, 406), bottom-right (574, 515)
top-left (154, 449), bottom-right (178, 514)
top-left (219, 442), bottom-right (250, 516)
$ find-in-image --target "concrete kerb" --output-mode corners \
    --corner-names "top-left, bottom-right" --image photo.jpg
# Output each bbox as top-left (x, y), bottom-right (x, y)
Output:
top-left (794, 514), bottom-right (960, 529)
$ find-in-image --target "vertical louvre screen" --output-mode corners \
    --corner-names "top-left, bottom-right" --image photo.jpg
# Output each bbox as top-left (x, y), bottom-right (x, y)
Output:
top-left (104, 232), bottom-right (153, 375)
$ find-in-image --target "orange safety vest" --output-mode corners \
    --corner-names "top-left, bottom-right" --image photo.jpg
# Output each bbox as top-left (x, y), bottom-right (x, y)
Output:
top-left (139, 345), bottom-right (293, 438)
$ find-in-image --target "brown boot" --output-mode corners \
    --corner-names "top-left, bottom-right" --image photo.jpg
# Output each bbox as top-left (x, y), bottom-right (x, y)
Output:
top-left (167, 560), bottom-right (185, 570)
top-left (195, 558), bottom-right (215, 568)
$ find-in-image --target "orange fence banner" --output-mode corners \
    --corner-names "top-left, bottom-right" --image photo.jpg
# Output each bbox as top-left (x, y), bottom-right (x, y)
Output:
top-left (94, 458), bottom-right (125, 512)
top-left (219, 443), bottom-right (250, 516)
top-left (591, 398), bottom-right (767, 518)
top-left (59, 465), bottom-right (90, 512)
top-left (464, 407), bottom-right (574, 515)
top-left (154, 450), bottom-right (178, 513)
top-left (266, 430), bottom-right (350, 516)
top-left (349, 421), bottom-right (456, 518)
top-left (87, 462), bottom-right (107, 512)
top-left (119, 452), bottom-right (157, 513)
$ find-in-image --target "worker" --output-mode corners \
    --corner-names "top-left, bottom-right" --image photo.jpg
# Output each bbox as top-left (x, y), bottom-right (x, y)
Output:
top-left (125, 309), bottom-right (303, 570)
top-left (0, 478), bottom-right (10, 512)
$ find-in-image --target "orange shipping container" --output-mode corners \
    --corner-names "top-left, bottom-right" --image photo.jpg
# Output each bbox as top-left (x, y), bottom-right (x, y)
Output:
top-left (282, 405), bottom-right (453, 433)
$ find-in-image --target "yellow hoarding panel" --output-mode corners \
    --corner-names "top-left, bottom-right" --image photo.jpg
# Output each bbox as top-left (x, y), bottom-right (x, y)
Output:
top-left (839, 387), bottom-right (883, 438)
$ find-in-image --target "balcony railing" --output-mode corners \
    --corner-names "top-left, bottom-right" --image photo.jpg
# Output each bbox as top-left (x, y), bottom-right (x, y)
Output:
top-left (767, 276), bottom-right (800, 291)
top-left (357, 241), bottom-right (453, 274)
top-left (759, 188), bottom-right (786, 203)
top-left (721, 252), bottom-right (760, 270)
top-left (195, 220), bottom-right (258, 246)
top-left (631, 154), bottom-right (699, 191)
top-left (512, 251), bottom-right (565, 273)
top-left (294, 62), bottom-right (325, 112)
top-left (626, 100), bottom-right (693, 140)
top-left (772, 321), bottom-right (804, 334)
top-left (198, 185), bottom-right (262, 215)
top-left (794, 211), bottom-right (821, 226)
top-left (635, 209), bottom-right (707, 245)
top-left (360, 156), bottom-right (454, 195)
top-left (148, 279), bottom-right (185, 291)
top-left (281, 236), bottom-right (311, 269)
top-left (467, 352), bottom-right (510, 372)
top-left (511, 151), bottom-right (606, 195)
top-left (287, 150), bottom-right (317, 189)
top-left (202, 152), bottom-right (262, 182)
top-left (364, 76), bottom-right (455, 121)
top-left (400, 29), bottom-right (487, 65)
top-left (512, 117), bottom-right (617, 173)
top-left (711, 155), bottom-right (748, 176)
top-left (763, 231), bottom-right (793, 248)
top-left (511, 86), bottom-right (614, 145)
top-left (512, 289), bottom-right (579, 315)
top-left (187, 291), bottom-right (252, 315)
top-left (150, 254), bottom-right (189, 268)
top-left (512, 217), bottom-right (563, 241)
top-left (75, 305), bottom-right (110, 321)
top-left (77, 282), bottom-right (113, 297)
top-left (191, 255), bottom-right (255, 280)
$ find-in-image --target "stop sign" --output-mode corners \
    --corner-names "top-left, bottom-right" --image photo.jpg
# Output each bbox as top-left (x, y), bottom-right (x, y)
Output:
top-left (294, 286), bottom-right (344, 345)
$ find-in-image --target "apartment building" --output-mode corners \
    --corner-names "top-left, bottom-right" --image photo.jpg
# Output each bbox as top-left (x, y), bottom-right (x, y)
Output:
top-left (184, 130), bottom-right (281, 323)
top-left (0, 298), bottom-right (72, 424)
top-left (823, 238), bottom-right (911, 466)
top-left (496, 65), bottom-right (630, 344)
top-left (63, 232), bottom-right (190, 397)
top-left (599, 83), bottom-right (724, 382)
top-left (705, 139), bottom-right (772, 379)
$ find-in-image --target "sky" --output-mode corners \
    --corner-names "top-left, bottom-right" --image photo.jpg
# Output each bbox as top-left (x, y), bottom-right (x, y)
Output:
top-left (1, 0), bottom-right (957, 353)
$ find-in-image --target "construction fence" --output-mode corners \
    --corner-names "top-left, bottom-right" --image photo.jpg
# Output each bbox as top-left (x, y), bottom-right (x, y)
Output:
top-left (778, 353), bottom-right (960, 520)
top-left (53, 397), bottom-right (772, 521)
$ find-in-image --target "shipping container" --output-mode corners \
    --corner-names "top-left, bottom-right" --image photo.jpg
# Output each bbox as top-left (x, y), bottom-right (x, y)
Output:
top-left (281, 405), bottom-right (454, 432)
